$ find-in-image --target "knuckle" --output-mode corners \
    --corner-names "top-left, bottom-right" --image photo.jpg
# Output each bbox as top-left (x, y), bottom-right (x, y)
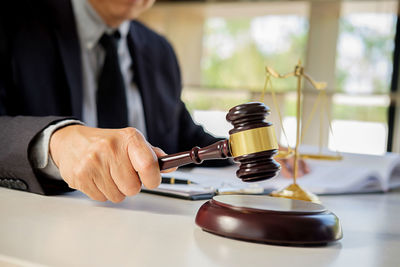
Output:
top-left (110, 194), bottom-right (125, 203)
top-left (96, 196), bottom-right (107, 202)
top-left (123, 183), bottom-right (141, 196)
top-left (123, 128), bottom-right (143, 145)
top-left (89, 137), bottom-right (119, 160)
top-left (89, 194), bottom-right (107, 202)
top-left (123, 127), bottom-right (138, 138)
top-left (85, 152), bottom-right (100, 164)
top-left (95, 137), bottom-right (115, 151)
top-left (145, 178), bottom-right (161, 189)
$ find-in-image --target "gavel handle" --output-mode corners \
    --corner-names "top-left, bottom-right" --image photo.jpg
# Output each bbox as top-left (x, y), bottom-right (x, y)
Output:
top-left (158, 140), bottom-right (231, 170)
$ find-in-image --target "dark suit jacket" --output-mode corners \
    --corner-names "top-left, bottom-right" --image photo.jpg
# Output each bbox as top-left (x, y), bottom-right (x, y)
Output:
top-left (0, 0), bottom-right (228, 195)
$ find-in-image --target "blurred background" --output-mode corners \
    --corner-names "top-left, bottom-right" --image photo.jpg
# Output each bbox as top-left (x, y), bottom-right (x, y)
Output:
top-left (139, 0), bottom-right (400, 156)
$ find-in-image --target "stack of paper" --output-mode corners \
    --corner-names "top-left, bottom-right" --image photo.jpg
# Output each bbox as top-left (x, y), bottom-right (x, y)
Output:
top-left (143, 151), bottom-right (400, 200)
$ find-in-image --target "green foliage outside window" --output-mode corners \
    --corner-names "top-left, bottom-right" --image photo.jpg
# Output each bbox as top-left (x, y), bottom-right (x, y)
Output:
top-left (186, 12), bottom-right (396, 124)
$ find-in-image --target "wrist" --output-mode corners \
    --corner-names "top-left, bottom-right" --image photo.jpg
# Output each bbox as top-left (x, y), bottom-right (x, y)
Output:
top-left (49, 124), bottom-right (83, 167)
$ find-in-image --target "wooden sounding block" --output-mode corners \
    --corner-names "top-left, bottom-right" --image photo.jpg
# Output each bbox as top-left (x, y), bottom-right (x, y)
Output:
top-left (195, 195), bottom-right (343, 246)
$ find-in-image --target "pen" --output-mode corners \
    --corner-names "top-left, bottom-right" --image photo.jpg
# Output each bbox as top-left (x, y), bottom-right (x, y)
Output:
top-left (161, 177), bottom-right (197, 185)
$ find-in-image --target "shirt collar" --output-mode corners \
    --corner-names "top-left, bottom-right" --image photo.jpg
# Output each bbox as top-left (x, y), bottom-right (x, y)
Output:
top-left (71, 0), bottom-right (130, 50)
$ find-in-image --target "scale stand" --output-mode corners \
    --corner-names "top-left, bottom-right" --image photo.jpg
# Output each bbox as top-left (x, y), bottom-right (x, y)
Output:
top-left (263, 62), bottom-right (342, 203)
top-left (195, 195), bottom-right (342, 246)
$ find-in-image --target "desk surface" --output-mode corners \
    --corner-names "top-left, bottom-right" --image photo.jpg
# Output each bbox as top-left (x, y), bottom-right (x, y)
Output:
top-left (1, 187), bottom-right (399, 267)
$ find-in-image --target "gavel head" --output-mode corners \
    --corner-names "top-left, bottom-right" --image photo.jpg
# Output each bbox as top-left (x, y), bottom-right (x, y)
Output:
top-left (226, 102), bottom-right (281, 182)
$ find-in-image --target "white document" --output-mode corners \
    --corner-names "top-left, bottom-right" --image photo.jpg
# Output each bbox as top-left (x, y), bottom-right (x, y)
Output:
top-left (157, 151), bottom-right (400, 196)
top-left (260, 152), bottom-right (400, 194)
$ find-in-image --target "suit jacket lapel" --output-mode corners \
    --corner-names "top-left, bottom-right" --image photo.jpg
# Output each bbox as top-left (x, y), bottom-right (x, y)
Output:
top-left (127, 22), bottom-right (157, 143)
top-left (46, 0), bottom-right (83, 119)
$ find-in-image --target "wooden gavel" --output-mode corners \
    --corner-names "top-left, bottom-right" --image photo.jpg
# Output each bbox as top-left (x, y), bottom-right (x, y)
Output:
top-left (158, 102), bottom-right (281, 182)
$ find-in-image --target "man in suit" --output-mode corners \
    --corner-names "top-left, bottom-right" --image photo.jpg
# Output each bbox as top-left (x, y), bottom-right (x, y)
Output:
top-left (0, 0), bottom-right (228, 202)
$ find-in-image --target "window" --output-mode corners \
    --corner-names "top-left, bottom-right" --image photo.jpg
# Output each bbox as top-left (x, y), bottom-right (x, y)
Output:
top-left (183, 2), bottom-right (310, 138)
top-left (185, 1), bottom-right (398, 155)
top-left (140, 1), bottom-right (399, 154)
top-left (331, 1), bottom-right (397, 154)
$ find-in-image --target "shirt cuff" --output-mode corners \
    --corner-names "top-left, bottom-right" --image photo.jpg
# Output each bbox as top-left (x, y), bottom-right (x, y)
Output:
top-left (30, 119), bottom-right (84, 180)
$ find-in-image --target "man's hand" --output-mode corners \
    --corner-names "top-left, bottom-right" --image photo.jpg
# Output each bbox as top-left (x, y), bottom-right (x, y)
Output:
top-left (50, 125), bottom-right (173, 203)
top-left (277, 157), bottom-right (310, 178)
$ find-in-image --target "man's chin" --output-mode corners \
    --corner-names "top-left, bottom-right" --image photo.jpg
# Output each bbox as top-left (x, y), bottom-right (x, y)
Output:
top-left (123, 0), bottom-right (153, 8)
top-left (120, 0), bottom-right (154, 19)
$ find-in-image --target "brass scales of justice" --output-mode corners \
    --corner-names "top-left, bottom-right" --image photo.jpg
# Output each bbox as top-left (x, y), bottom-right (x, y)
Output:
top-left (263, 61), bottom-right (343, 203)
top-left (158, 61), bottom-right (343, 245)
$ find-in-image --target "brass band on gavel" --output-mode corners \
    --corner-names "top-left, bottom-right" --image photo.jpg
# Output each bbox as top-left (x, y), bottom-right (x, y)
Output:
top-left (229, 125), bottom-right (279, 158)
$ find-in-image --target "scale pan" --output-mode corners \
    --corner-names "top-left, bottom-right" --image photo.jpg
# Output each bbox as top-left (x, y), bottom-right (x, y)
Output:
top-left (300, 154), bottom-right (343, 161)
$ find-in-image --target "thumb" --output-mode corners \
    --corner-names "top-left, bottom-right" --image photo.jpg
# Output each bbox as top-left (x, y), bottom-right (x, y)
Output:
top-left (151, 145), bottom-right (178, 173)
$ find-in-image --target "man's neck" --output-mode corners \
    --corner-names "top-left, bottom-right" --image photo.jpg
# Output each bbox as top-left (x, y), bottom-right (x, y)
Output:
top-left (88, 0), bottom-right (123, 28)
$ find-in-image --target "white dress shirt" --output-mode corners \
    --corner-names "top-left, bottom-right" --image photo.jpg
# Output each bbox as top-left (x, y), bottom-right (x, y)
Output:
top-left (72, 0), bottom-right (147, 133)
top-left (31, 0), bottom-right (147, 179)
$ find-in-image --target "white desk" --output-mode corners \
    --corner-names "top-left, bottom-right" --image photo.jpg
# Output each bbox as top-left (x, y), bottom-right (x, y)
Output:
top-left (1, 187), bottom-right (399, 267)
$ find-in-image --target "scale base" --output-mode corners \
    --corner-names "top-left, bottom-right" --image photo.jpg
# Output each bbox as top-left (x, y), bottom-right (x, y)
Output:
top-left (270, 183), bottom-right (320, 203)
top-left (195, 195), bottom-right (342, 246)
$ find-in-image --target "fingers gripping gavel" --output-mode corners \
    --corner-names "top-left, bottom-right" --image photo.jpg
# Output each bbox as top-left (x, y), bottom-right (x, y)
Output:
top-left (159, 102), bottom-right (281, 182)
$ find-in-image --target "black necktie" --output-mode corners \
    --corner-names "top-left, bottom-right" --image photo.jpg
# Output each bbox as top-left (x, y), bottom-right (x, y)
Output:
top-left (97, 32), bottom-right (128, 128)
